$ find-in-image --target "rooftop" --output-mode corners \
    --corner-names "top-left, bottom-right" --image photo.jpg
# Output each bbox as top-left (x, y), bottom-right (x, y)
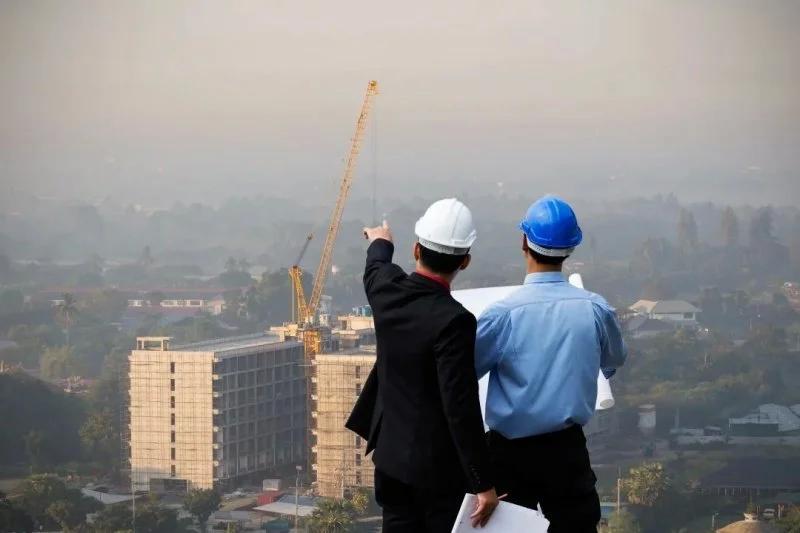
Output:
top-left (171, 333), bottom-right (298, 354)
top-left (630, 299), bottom-right (700, 314)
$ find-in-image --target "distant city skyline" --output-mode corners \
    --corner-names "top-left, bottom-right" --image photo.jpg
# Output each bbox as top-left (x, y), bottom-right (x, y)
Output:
top-left (1, 1), bottom-right (798, 207)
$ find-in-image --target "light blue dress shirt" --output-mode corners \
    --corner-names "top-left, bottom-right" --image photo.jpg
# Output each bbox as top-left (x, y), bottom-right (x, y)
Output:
top-left (475, 271), bottom-right (627, 439)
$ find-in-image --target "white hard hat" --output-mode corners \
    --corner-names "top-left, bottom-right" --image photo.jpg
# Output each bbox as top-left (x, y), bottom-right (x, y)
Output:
top-left (414, 198), bottom-right (477, 255)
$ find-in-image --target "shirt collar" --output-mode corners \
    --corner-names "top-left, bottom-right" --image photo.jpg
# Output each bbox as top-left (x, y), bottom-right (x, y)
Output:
top-left (414, 270), bottom-right (451, 291)
top-left (524, 271), bottom-right (566, 285)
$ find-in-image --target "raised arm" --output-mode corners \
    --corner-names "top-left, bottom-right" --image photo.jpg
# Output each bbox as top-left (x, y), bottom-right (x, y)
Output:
top-left (363, 223), bottom-right (405, 297)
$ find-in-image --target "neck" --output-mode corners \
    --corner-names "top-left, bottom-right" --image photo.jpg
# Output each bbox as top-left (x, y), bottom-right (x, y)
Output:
top-left (526, 261), bottom-right (563, 275)
top-left (415, 264), bottom-right (457, 285)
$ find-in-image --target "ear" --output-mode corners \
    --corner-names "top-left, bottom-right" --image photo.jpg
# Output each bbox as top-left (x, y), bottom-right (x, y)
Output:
top-left (459, 254), bottom-right (471, 271)
top-left (521, 234), bottom-right (529, 254)
top-left (413, 242), bottom-right (421, 262)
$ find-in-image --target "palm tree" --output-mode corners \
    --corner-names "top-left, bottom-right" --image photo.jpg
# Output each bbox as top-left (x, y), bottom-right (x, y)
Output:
top-left (56, 293), bottom-right (78, 346)
top-left (307, 499), bottom-right (355, 533)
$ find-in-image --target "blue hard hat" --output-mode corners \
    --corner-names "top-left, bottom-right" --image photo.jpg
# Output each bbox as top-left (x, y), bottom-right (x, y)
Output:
top-left (519, 195), bottom-right (582, 256)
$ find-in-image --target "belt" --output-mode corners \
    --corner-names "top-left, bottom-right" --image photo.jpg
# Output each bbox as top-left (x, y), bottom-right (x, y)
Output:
top-left (487, 424), bottom-right (585, 448)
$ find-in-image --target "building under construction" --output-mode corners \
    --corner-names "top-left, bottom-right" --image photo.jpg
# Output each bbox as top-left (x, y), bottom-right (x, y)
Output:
top-left (128, 333), bottom-right (306, 492)
top-left (311, 346), bottom-right (377, 498)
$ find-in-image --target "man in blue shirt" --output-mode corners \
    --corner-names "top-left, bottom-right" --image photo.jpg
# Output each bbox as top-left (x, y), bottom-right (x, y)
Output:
top-left (475, 195), bottom-right (627, 533)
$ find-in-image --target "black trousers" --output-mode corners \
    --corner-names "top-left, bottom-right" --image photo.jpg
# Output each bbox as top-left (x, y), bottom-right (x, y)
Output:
top-left (374, 469), bottom-right (465, 533)
top-left (487, 425), bottom-right (601, 533)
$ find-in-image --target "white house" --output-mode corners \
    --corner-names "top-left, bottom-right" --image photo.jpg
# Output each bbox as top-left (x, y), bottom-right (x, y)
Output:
top-left (629, 299), bottom-right (701, 324)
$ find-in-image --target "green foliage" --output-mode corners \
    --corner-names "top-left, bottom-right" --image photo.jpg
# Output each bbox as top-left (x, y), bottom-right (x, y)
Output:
top-left (55, 293), bottom-right (78, 345)
top-left (349, 488), bottom-right (370, 515)
top-left (80, 410), bottom-right (118, 469)
top-left (91, 498), bottom-right (192, 533)
top-left (0, 490), bottom-right (34, 532)
top-left (608, 509), bottom-right (642, 533)
top-left (0, 373), bottom-right (86, 469)
top-left (0, 288), bottom-right (24, 315)
top-left (12, 474), bottom-right (100, 531)
top-left (40, 345), bottom-right (84, 379)
top-left (89, 502), bottom-right (134, 532)
top-left (308, 498), bottom-right (356, 533)
top-left (183, 488), bottom-right (221, 532)
top-left (622, 463), bottom-right (670, 507)
top-left (778, 505), bottom-right (800, 533)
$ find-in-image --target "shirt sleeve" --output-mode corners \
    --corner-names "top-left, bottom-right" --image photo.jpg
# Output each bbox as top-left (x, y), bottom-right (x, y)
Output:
top-left (593, 299), bottom-right (628, 378)
top-left (475, 304), bottom-right (512, 379)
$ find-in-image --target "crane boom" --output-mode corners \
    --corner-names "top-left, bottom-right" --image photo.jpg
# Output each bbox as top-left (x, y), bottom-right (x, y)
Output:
top-left (307, 80), bottom-right (379, 318)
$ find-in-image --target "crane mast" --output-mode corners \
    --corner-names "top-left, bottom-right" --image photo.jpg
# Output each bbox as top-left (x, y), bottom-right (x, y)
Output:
top-left (289, 234), bottom-right (313, 324)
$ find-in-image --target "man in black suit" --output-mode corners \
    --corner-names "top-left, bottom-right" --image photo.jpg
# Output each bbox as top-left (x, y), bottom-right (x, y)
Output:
top-left (346, 199), bottom-right (499, 532)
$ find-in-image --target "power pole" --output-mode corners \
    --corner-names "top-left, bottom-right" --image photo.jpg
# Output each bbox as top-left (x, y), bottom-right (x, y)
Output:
top-left (616, 466), bottom-right (621, 514)
top-left (295, 465), bottom-right (302, 531)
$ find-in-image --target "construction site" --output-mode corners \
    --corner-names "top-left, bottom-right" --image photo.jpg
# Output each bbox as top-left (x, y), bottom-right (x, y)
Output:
top-left (122, 80), bottom-right (383, 498)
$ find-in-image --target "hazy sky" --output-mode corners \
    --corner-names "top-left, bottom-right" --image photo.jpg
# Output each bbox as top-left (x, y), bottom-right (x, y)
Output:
top-left (1, 0), bottom-right (798, 207)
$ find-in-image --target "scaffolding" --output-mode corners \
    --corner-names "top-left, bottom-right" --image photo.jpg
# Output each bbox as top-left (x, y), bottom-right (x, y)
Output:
top-left (311, 349), bottom-right (376, 498)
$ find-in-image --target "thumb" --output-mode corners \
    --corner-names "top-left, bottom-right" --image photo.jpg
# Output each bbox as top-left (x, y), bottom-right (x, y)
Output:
top-left (382, 219), bottom-right (389, 229)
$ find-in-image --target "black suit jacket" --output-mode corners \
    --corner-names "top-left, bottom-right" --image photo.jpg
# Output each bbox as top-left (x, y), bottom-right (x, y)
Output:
top-left (345, 239), bottom-right (492, 493)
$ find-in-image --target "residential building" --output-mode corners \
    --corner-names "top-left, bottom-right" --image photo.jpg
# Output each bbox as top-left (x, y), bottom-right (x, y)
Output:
top-left (129, 333), bottom-right (306, 492)
top-left (311, 348), bottom-right (376, 498)
top-left (629, 299), bottom-right (701, 323)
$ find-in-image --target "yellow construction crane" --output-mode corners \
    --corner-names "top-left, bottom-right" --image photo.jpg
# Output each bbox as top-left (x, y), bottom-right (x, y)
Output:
top-left (293, 80), bottom-right (379, 357)
top-left (289, 234), bottom-right (313, 324)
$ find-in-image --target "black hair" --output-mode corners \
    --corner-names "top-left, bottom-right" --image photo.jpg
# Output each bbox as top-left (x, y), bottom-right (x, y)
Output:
top-left (526, 247), bottom-right (568, 266)
top-left (418, 244), bottom-right (468, 274)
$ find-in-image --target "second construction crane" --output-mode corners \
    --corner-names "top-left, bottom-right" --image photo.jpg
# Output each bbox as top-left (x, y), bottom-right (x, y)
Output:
top-left (291, 80), bottom-right (379, 357)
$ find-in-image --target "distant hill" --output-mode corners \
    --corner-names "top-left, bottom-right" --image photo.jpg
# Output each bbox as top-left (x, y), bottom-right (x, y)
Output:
top-left (0, 372), bottom-right (86, 469)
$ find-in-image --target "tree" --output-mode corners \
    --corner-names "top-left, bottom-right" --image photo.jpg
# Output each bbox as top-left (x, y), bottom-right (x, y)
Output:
top-left (749, 207), bottom-right (776, 246)
top-left (90, 502), bottom-right (133, 532)
top-left (183, 488), bottom-right (221, 532)
top-left (622, 463), bottom-right (670, 507)
top-left (40, 345), bottom-right (84, 379)
top-left (677, 208), bottom-right (699, 254)
top-left (225, 256), bottom-right (239, 273)
top-left (135, 497), bottom-right (192, 533)
top-left (349, 488), bottom-right (369, 516)
top-left (778, 505), bottom-right (800, 533)
top-left (0, 288), bottom-right (24, 315)
top-left (0, 490), bottom-right (34, 532)
top-left (23, 431), bottom-right (47, 473)
top-left (720, 206), bottom-right (739, 248)
top-left (146, 290), bottom-right (167, 308)
top-left (13, 475), bottom-right (99, 531)
top-left (80, 410), bottom-right (117, 469)
top-left (56, 293), bottom-right (78, 346)
top-left (46, 496), bottom-right (99, 532)
top-left (139, 245), bottom-right (155, 268)
top-left (608, 509), bottom-right (642, 533)
top-left (307, 499), bottom-right (356, 533)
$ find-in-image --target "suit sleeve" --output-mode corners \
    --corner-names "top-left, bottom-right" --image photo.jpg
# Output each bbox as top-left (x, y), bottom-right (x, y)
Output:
top-left (434, 312), bottom-right (494, 494)
top-left (363, 239), bottom-right (405, 298)
top-left (593, 300), bottom-right (628, 379)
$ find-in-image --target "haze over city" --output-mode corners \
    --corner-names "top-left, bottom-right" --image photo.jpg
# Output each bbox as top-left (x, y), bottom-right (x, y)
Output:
top-left (1, 3), bottom-right (800, 533)
top-left (2, 0), bottom-right (799, 207)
